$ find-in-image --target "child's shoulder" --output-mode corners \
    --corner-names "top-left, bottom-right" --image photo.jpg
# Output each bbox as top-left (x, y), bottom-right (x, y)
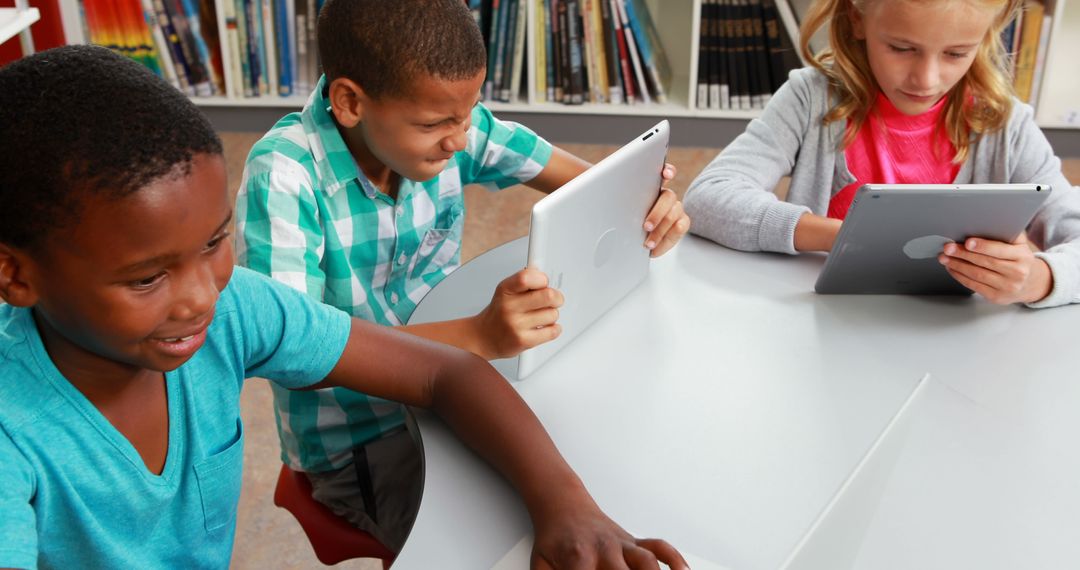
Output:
top-left (0, 305), bottom-right (63, 432)
top-left (244, 112), bottom-right (317, 177)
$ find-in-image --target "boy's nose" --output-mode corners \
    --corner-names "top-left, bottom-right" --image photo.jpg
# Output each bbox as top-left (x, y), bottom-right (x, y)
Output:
top-left (441, 127), bottom-right (468, 153)
top-left (173, 264), bottom-right (219, 321)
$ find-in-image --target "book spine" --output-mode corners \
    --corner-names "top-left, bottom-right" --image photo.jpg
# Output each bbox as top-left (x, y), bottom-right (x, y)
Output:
top-left (509, 0), bottom-right (528, 101)
top-left (544, 0), bottom-right (555, 101)
top-left (608, 0), bottom-right (634, 103)
top-left (599, 0), bottom-right (622, 104)
top-left (484, 0), bottom-right (501, 100)
top-left (536, 0), bottom-right (547, 101)
top-left (499, 0), bottom-right (520, 102)
top-left (616, 0), bottom-right (649, 104)
top-left (275, 0), bottom-right (292, 95)
top-left (566, 0), bottom-right (585, 104)
top-left (558, 0), bottom-right (571, 102)
top-left (153, 0), bottom-right (194, 94)
top-left (141, 0), bottom-right (180, 88)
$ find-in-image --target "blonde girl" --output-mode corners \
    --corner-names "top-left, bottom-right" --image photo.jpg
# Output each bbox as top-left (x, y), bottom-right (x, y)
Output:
top-left (684, 0), bottom-right (1080, 307)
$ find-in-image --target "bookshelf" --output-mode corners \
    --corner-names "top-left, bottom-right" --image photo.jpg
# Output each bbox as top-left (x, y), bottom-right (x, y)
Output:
top-left (1035, 0), bottom-right (1080, 128)
top-left (53, 0), bottom-right (1080, 135)
top-left (0, 0), bottom-right (40, 53)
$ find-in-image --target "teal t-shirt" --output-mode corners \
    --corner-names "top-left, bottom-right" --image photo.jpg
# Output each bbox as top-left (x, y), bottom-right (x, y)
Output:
top-left (0, 267), bottom-right (351, 569)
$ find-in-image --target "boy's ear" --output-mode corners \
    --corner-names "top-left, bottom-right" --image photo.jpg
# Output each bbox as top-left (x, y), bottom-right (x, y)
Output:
top-left (0, 244), bottom-right (39, 307)
top-left (328, 77), bottom-right (367, 129)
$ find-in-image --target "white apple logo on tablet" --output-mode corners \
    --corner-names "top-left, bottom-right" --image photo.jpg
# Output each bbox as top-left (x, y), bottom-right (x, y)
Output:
top-left (903, 235), bottom-right (955, 259)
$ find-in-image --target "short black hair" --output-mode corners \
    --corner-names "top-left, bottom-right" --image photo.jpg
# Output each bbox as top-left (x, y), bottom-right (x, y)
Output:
top-left (317, 0), bottom-right (487, 100)
top-left (0, 45), bottom-right (223, 249)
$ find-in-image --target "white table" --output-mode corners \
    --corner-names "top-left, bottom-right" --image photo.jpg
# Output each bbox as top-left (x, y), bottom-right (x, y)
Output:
top-left (396, 236), bottom-right (1080, 569)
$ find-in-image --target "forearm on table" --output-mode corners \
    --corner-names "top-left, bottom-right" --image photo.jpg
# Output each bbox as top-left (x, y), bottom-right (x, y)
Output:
top-left (395, 317), bottom-right (490, 360)
top-left (794, 212), bottom-right (842, 252)
top-left (427, 354), bottom-right (593, 518)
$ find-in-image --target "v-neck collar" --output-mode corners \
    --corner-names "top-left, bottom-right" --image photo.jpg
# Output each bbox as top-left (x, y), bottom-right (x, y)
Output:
top-left (21, 309), bottom-right (184, 485)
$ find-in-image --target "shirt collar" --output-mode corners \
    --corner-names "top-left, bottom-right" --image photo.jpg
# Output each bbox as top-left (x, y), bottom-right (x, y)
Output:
top-left (300, 75), bottom-right (380, 199)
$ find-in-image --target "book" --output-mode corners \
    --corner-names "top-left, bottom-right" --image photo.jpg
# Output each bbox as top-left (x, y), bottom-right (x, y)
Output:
top-left (598, 0), bottom-right (622, 103)
top-left (140, 0), bottom-right (181, 88)
top-left (625, 0), bottom-right (667, 103)
top-left (1027, 11), bottom-right (1053, 108)
top-left (1012, 0), bottom-right (1044, 102)
top-left (274, 0), bottom-right (292, 96)
top-left (748, 0), bottom-right (771, 107)
top-left (615, 0), bottom-right (649, 104)
top-left (506, 0), bottom-right (527, 102)
top-left (565, 0), bottom-right (585, 104)
top-left (484, 0), bottom-right (502, 101)
top-left (499, 0), bottom-right (519, 101)
top-left (536, 0), bottom-right (547, 101)
top-left (608, 0), bottom-right (635, 103)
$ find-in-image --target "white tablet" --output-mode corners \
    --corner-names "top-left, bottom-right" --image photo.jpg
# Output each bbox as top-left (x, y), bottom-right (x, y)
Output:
top-left (517, 120), bottom-right (670, 379)
top-left (815, 184), bottom-right (1051, 295)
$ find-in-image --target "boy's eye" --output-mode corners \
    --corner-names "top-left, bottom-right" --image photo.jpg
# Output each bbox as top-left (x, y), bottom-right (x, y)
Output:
top-left (204, 231), bottom-right (230, 252)
top-left (130, 272), bottom-right (166, 290)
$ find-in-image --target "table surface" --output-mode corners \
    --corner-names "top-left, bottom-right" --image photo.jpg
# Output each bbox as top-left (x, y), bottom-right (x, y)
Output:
top-left (396, 235), bottom-right (1080, 570)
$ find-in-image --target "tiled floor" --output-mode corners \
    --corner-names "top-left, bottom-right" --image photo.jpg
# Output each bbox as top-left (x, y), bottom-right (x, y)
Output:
top-left (223, 131), bottom-right (1078, 568)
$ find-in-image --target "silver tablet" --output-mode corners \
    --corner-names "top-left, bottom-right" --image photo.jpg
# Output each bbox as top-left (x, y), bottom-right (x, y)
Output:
top-left (517, 120), bottom-right (670, 379)
top-left (815, 184), bottom-right (1051, 295)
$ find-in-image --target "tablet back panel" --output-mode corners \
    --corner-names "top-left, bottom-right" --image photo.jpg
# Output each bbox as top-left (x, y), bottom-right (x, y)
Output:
top-left (517, 121), bottom-right (670, 379)
top-left (815, 184), bottom-right (1050, 295)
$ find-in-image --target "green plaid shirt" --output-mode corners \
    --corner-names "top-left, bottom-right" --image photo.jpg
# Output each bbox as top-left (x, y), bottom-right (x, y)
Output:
top-left (236, 76), bottom-right (552, 472)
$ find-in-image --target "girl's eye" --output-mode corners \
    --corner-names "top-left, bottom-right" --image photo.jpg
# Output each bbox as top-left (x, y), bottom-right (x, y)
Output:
top-left (889, 45), bottom-right (913, 53)
top-left (204, 231), bottom-right (230, 252)
top-left (945, 51), bottom-right (969, 59)
top-left (131, 272), bottom-right (166, 290)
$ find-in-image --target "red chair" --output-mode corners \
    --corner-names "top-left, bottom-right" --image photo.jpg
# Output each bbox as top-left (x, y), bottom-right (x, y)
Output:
top-left (273, 464), bottom-right (395, 568)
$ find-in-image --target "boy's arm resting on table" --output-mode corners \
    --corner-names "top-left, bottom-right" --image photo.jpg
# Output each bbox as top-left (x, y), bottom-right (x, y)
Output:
top-left (684, 74), bottom-right (814, 254)
top-left (397, 267), bottom-right (564, 360)
top-left (313, 319), bottom-right (688, 569)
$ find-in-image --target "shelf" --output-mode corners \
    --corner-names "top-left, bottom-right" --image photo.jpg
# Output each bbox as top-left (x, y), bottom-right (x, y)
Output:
top-left (1036, 0), bottom-right (1080, 130)
top-left (0, 7), bottom-right (40, 46)
top-left (191, 95), bottom-right (309, 108)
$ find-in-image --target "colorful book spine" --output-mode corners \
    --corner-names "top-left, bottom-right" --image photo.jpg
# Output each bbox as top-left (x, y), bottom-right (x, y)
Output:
top-left (275, 0), bottom-right (292, 96)
top-left (599, 0), bottom-right (622, 104)
top-left (615, 0), bottom-right (649, 104)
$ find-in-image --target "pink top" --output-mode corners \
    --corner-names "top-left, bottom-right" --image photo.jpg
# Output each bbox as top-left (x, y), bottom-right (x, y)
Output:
top-left (828, 93), bottom-right (962, 219)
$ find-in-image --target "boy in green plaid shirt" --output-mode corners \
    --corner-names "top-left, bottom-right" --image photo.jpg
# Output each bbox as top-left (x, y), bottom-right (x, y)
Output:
top-left (236, 0), bottom-right (690, 552)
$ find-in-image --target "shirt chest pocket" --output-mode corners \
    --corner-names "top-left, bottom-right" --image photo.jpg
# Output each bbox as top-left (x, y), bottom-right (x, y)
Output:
top-left (408, 208), bottom-right (464, 279)
top-left (193, 419), bottom-right (245, 533)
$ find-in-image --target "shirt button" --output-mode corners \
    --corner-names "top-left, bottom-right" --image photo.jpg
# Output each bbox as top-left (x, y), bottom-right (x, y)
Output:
top-left (390, 292), bottom-right (399, 304)
top-left (395, 206), bottom-right (404, 217)
top-left (397, 253), bottom-right (407, 265)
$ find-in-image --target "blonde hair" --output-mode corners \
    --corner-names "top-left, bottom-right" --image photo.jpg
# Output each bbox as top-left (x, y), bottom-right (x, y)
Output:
top-left (799, 0), bottom-right (1023, 163)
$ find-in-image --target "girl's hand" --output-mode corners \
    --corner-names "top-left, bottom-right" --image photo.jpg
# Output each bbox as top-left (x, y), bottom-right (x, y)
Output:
top-left (938, 234), bottom-right (1053, 304)
top-left (532, 494), bottom-right (688, 570)
top-left (644, 163), bottom-right (691, 258)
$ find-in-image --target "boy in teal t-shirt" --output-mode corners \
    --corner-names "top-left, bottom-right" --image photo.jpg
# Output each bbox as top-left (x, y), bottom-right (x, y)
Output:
top-left (237, 0), bottom-right (691, 549)
top-left (0, 46), bottom-right (687, 569)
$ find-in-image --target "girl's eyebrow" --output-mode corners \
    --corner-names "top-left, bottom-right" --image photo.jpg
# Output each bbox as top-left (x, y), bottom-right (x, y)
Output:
top-left (882, 34), bottom-right (980, 50)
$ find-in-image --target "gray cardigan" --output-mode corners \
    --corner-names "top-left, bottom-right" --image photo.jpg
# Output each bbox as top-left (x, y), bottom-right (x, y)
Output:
top-left (684, 67), bottom-right (1080, 308)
